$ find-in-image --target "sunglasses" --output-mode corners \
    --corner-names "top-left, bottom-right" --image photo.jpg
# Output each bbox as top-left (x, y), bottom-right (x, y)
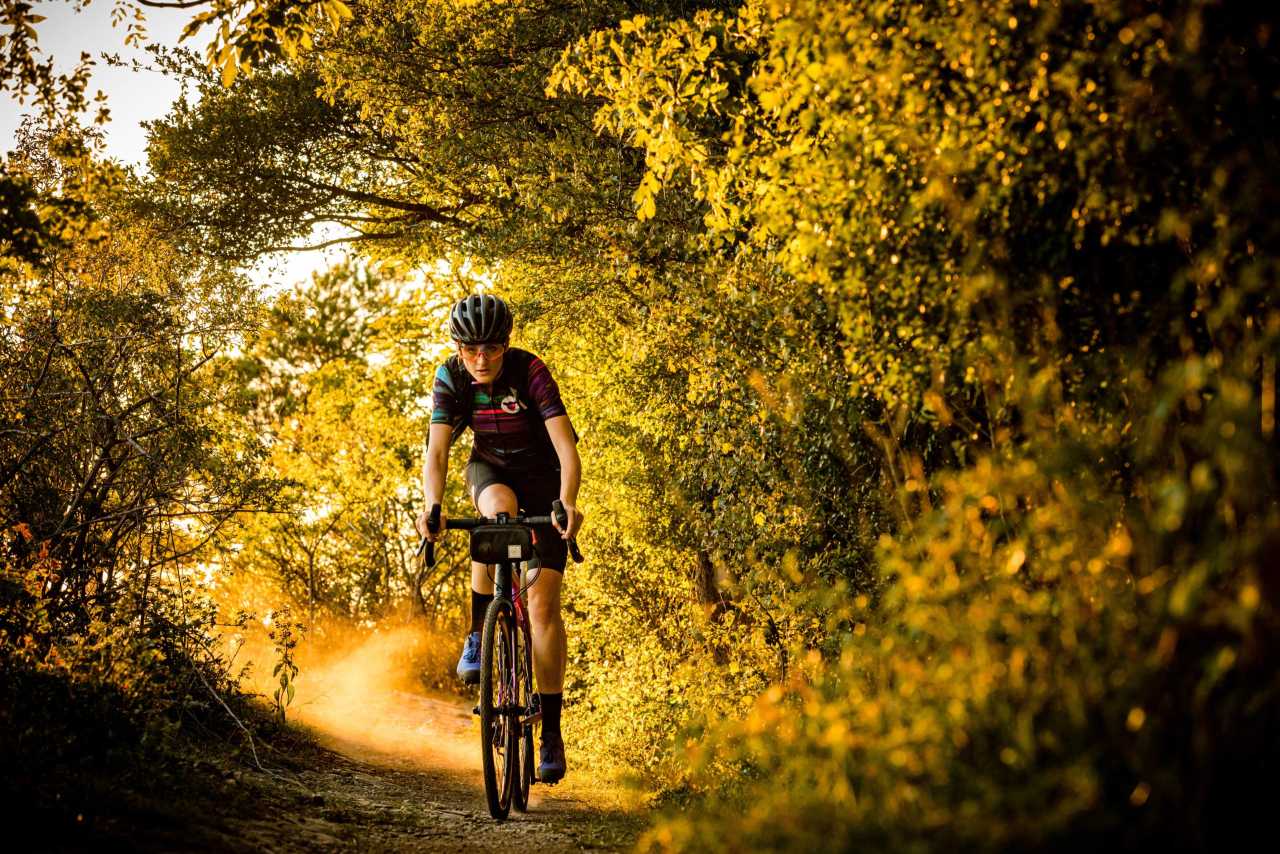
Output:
top-left (459, 342), bottom-right (506, 359)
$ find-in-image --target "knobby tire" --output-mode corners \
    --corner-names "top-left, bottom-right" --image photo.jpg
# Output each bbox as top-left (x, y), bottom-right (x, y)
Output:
top-left (480, 599), bottom-right (518, 819)
top-left (512, 614), bottom-right (534, 812)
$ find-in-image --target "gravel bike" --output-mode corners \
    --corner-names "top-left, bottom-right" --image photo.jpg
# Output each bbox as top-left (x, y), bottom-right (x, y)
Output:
top-left (419, 499), bottom-right (582, 819)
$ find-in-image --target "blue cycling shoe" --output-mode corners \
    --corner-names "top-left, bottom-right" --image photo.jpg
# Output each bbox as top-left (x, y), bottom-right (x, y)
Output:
top-left (538, 733), bottom-right (566, 784)
top-left (456, 632), bottom-right (481, 684)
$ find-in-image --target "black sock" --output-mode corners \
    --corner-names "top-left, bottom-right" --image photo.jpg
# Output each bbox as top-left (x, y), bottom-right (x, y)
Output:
top-left (470, 590), bottom-right (493, 634)
top-left (540, 692), bottom-right (563, 739)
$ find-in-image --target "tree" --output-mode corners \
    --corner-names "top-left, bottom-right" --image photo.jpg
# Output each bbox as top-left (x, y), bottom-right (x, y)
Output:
top-left (144, 0), bottom-right (730, 266)
top-left (1, 125), bottom-right (275, 768)
top-left (550, 1), bottom-right (1280, 848)
top-left (218, 260), bottom-right (482, 625)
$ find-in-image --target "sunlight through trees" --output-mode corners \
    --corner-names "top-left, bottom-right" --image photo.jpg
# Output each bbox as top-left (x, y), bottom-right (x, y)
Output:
top-left (3, 1), bottom-right (1277, 850)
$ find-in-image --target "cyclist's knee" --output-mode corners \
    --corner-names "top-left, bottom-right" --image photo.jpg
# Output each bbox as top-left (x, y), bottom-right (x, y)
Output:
top-left (529, 600), bottom-right (563, 628)
top-left (527, 581), bottom-right (563, 627)
top-left (475, 483), bottom-right (517, 515)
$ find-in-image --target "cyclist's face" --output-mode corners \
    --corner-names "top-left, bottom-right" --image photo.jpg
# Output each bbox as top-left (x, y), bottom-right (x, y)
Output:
top-left (458, 341), bottom-right (506, 381)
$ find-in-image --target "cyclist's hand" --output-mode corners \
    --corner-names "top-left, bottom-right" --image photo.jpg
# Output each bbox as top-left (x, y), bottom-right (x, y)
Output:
top-left (416, 507), bottom-right (447, 542)
top-left (555, 501), bottom-right (584, 540)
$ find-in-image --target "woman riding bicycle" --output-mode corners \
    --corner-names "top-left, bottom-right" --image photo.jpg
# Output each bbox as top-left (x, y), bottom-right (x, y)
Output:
top-left (416, 294), bottom-right (583, 784)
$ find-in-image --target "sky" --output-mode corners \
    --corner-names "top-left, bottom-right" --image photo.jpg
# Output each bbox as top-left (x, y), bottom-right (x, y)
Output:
top-left (2, 0), bottom-right (341, 291)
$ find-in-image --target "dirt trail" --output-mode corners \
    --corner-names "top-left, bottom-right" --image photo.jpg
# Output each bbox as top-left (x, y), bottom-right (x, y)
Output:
top-left (28, 687), bottom-right (645, 853)
top-left (209, 689), bottom-right (646, 853)
top-left (21, 624), bottom-right (647, 852)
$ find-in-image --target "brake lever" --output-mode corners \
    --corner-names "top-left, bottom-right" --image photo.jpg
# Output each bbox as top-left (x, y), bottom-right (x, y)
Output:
top-left (551, 499), bottom-right (585, 563)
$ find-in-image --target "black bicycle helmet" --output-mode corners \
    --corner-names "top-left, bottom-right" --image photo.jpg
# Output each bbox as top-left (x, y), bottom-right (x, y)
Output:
top-left (448, 294), bottom-right (513, 344)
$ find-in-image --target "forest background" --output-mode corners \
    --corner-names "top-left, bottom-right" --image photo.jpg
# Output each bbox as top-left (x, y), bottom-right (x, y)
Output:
top-left (2, 1), bottom-right (1277, 851)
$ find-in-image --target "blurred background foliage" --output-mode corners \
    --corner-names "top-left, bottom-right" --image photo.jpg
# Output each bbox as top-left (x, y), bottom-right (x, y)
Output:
top-left (3, 0), bottom-right (1278, 850)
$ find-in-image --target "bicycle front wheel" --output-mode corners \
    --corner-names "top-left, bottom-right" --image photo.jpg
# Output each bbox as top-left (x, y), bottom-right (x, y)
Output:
top-left (480, 598), bottom-right (518, 820)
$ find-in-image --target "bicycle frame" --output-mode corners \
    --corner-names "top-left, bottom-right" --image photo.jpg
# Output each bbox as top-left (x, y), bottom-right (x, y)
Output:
top-left (417, 500), bottom-right (580, 818)
top-left (488, 556), bottom-right (533, 717)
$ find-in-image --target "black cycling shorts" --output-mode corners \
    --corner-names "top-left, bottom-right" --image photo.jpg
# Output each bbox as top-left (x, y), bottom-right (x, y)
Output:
top-left (465, 458), bottom-right (567, 572)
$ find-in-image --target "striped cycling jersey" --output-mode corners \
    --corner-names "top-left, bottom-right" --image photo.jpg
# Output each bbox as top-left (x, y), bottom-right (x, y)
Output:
top-left (430, 348), bottom-right (567, 470)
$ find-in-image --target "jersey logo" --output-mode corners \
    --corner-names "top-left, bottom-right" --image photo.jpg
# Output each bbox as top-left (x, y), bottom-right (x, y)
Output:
top-left (500, 392), bottom-right (526, 414)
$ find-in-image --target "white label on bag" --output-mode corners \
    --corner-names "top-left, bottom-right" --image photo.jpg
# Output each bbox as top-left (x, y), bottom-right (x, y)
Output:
top-left (508, 545), bottom-right (522, 558)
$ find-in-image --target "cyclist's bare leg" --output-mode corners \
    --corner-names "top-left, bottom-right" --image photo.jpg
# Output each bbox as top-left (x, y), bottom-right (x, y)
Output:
top-left (526, 568), bottom-right (565, 692)
top-left (470, 565), bottom-right (495, 595)
top-left (528, 566), bottom-right (567, 779)
top-left (470, 483), bottom-right (518, 595)
top-left (470, 563), bottom-right (495, 595)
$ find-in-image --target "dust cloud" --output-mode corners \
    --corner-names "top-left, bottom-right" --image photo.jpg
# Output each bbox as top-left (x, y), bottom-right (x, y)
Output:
top-left (231, 617), bottom-right (479, 774)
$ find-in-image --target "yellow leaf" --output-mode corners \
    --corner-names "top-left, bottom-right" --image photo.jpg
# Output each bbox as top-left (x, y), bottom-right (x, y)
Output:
top-left (220, 55), bottom-right (238, 88)
top-left (638, 193), bottom-right (656, 221)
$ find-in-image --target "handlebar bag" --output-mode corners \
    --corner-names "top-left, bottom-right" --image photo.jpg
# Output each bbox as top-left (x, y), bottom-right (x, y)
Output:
top-left (470, 525), bottom-right (535, 564)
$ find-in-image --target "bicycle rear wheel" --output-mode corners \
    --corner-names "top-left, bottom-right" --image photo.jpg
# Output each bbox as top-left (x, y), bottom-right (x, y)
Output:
top-left (480, 599), bottom-right (518, 819)
top-left (512, 614), bottom-right (534, 812)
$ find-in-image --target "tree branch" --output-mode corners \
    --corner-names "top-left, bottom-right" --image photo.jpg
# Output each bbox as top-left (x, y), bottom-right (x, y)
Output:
top-left (134, 1), bottom-right (213, 9)
top-left (276, 171), bottom-right (473, 226)
top-left (254, 229), bottom-right (408, 254)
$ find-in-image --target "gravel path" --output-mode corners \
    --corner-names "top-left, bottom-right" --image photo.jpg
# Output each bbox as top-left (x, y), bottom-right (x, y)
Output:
top-left (21, 690), bottom-right (645, 853)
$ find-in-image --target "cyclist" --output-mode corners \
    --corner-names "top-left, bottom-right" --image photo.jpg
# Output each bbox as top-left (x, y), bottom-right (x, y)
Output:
top-left (416, 294), bottom-right (583, 784)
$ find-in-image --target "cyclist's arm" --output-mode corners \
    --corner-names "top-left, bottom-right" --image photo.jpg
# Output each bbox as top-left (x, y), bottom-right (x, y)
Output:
top-left (418, 422), bottom-right (453, 538)
top-left (545, 414), bottom-right (582, 537)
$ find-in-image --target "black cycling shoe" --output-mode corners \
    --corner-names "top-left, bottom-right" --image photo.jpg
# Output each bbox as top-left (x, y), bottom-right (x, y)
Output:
top-left (538, 733), bottom-right (566, 784)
